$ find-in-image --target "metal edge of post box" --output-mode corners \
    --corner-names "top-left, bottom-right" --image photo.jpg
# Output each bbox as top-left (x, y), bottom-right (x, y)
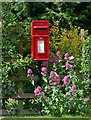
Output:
top-left (31, 20), bottom-right (49, 61)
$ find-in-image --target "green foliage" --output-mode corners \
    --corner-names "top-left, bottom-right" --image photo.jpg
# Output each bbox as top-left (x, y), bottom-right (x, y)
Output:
top-left (81, 36), bottom-right (91, 89)
top-left (28, 52), bottom-right (90, 116)
top-left (49, 18), bottom-right (84, 57)
top-left (6, 103), bottom-right (19, 115)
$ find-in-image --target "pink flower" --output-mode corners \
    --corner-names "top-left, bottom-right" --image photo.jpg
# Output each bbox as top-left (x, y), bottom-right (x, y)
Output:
top-left (64, 76), bottom-right (69, 82)
top-left (70, 98), bottom-right (74, 101)
top-left (65, 82), bottom-right (70, 85)
top-left (68, 92), bottom-right (71, 95)
top-left (74, 72), bottom-right (76, 75)
top-left (37, 86), bottom-right (42, 91)
top-left (68, 71), bottom-right (71, 74)
top-left (71, 85), bottom-right (76, 91)
top-left (48, 86), bottom-right (51, 90)
top-left (41, 72), bottom-right (44, 75)
top-left (54, 82), bottom-right (57, 85)
top-left (51, 86), bottom-right (55, 89)
top-left (46, 97), bottom-right (48, 100)
top-left (82, 101), bottom-right (86, 104)
top-left (59, 85), bottom-right (61, 87)
top-left (53, 63), bottom-right (56, 65)
top-left (43, 92), bottom-right (45, 95)
top-left (67, 60), bottom-right (72, 63)
top-left (49, 80), bottom-right (52, 83)
top-left (62, 84), bottom-right (64, 87)
top-left (73, 91), bottom-right (77, 94)
top-left (27, 74), bottom-right (30, 77)
top-left (54, 66), bottom-right (57, 68)
top-left (34, 86), bottom-right (42, 96)
top-left (56, 82), bottom-right (60, 84)
top-left (27, 69), bottom-right (32, 74)
top-left (57, 51), bottom-right (60, 56)
top-left (56, 74), bottom-right (60, 81)
top-left (84, 98), bottom-right (88, 102)
top-left (60, 57), bottom-right (62, 59)
top-left (66, 63), bottom-right (70, 70)
top-left (36, 66), bottom-right (38, 68)
top-left (64, 53), bottom-right (69, 59)
top-left (84, 85), bottom-right (86, 88)
top-left (69, 61), bottom-right (72, 63)
top-left (32, 74), bottom-right (34, 77)
top-left (38, 98), bottom-right (40, 101)
top-left (32, 80), bottom-right (34, 84)
top-left (70, 67), bottom-right (72, 70)
top-left (53, 56), bottom-right (58, 63)
top-left (50, 71), bottom-right (55, 78)
top-left (41, 67), bottom-right (47, 73)
top-left (41, 61), bottom-right (48, 67)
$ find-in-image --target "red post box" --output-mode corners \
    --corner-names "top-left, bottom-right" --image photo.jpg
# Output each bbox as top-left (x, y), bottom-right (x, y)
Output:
top-left (31, 20), bottom-right (49, 60)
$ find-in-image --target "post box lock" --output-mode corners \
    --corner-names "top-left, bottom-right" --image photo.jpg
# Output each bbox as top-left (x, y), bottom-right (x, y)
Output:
top-left (31, 20), bottom-right (49, 60)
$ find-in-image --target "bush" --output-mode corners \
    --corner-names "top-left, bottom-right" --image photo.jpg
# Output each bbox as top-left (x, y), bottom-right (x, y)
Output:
top-left (27, 52), bottom-right (90, 116)
top-left (49, 18), bottom-right (85, 57)
top-left (81, 35), bottom-right (91, 95)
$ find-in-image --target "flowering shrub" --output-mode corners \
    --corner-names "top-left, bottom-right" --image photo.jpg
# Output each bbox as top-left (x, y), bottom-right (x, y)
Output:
top-left (27, 52), bottom-right (90, 116)
top-left (49, 18), bottom-right (85, 57)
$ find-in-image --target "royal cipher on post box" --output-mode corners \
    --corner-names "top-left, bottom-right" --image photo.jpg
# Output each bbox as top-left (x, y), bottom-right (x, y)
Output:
top-left (31, 20), bottom-right (49, 60)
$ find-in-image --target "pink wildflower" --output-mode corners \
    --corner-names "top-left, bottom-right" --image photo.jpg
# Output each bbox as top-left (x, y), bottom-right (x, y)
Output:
top-left (32, 80), bottom-right (34, 84)
top-left (54, 66), bottom-right (57, 68)
top-left (82, 101), bottom-right (86, 104)
top-left (54, 82), bottom-right (57, 85)
top-left (51, 86), bottom-right (55, 89)
top-left (48, 86), bottom-right (51, 90)
top-left (59, 85), bottom-right (61, 87)
top-left (74, 72), bottom-right (76, 75)
top-left (65, 82), bottom-right (70, 85)
top-left (64, 53), bottom-right (69, 59)
top-left (36, 66), bottom-right (38, 68)
top-left (46, 97), bottom-right (48, 100)
top-left (73, 91), bottom-right (77, 94)
top-left (68, 71), bottom-right (71, 74)
top-left (70, 67), bottom-right (72, 70)
top-left (57, 51), bottom-right (60, 56)
top-left (71, 85), bottom-right (76, 91)
top-left (41, 61), bottom-right (48, 67)
top-left (84, 98), bottom-right (88, 102)
top-left (56, 74), bottom-right (60, 81)
top-left (62, 84), bottom-right (64, 87)
top-left (56, 82), bottom-right (60, 84)
top-left (27, 74), bottom-right (30, 77)
top-left (70, 98), bottom-right (74, 101)
top-left (41, 67), bottom-right (47, 73)
top-left (27, 69), bottom-right (32, 74)
top-left (34, 86), bottom-right (42, 96)
top-left (49, 80), bottom-right (52, 83)
top-left (66, 63), bottom-right (70, 70)
top-left (37, 86), bottom-right (42, 91)
top-left (41, 72), bottom-right (44, 75)
top-left (84, 85), bottom-right (86, 88)
top-left (53, 63), bottom-right (56, 65)
top-left (64, 76), bottom-right (69, 82)
top-left (68, 92), bottom-right (71, 95)
top-left (50, 71), bottom-right (55, 78)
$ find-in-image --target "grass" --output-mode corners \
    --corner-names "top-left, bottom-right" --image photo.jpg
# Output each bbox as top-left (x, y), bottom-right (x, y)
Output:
top-left (1, 114), bottom-right (91, 119)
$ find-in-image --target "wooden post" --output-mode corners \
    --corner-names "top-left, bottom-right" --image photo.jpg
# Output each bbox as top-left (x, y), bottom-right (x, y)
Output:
top-left (80, 29), bottom-right (85, 40)
top-left (18, 37), bottom-right (24, 113)
top-left (38, 61), bottom-right (42, 116)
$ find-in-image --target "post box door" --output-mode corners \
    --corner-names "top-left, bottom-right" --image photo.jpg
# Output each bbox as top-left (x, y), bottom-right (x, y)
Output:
top-left (34, 36), bottom-right (49, 60)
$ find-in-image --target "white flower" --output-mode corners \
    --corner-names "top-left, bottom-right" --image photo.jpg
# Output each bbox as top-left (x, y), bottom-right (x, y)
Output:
top-left (69, 56), bottom-right (74, 60)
